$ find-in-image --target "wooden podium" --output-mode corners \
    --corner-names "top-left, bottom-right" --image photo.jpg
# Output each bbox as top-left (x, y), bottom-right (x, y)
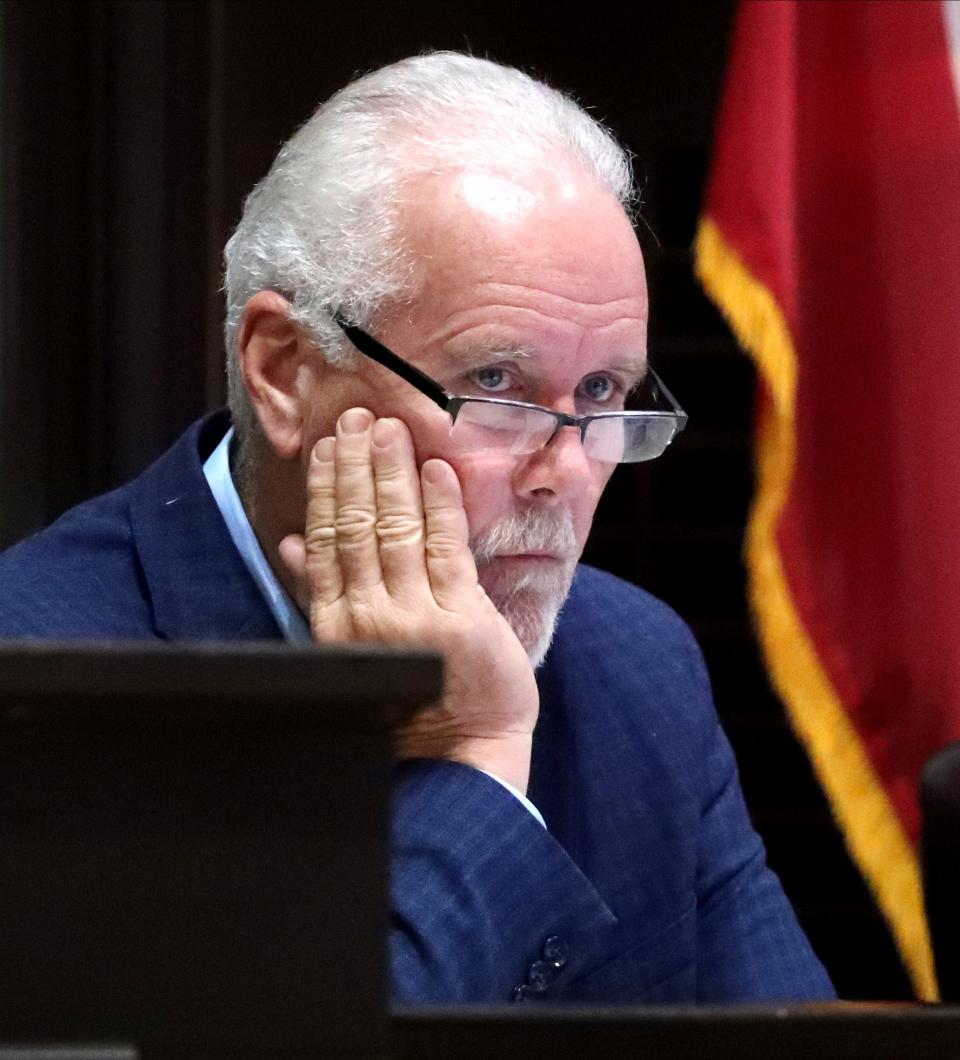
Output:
top-left (4, 642), bottom-right (960, 1059)
top-left (0, 641), bottom-right (441, 1059)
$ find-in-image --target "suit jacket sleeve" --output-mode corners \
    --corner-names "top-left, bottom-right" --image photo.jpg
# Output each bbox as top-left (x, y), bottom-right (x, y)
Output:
top-left (390, 758), bottom-right (622, 1004)
top-left (466, 565), bottom-right (835, 1006)
top-left (388, 586), bottom-right (835, 1006)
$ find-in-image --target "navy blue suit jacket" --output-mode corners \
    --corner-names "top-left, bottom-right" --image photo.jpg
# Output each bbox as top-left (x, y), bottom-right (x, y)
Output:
top-left (0, 412), bottom-right (834, 1004)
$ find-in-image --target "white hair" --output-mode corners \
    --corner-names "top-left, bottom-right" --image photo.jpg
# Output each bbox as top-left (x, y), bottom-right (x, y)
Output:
top-left (222, 51), bottom-right (637, 447)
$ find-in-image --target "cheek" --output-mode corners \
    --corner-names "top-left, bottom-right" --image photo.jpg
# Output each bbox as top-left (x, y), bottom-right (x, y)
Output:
top-left (400, 406), bottom-right (514, 538)
top-left (300, 374), bottom-right (371, 452)
top-left (302, 379), bottom-right (445, 465)
top-left (570, 467), bottom-right (613, 544)
top-left (451, 454), bottom-right (611, 550)
top-left (448, 452), bottom-right (517, 539)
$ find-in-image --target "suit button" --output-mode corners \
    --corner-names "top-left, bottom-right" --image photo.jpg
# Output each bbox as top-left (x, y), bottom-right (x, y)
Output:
top-left (513, 984), bottom-right (533, 1003)
top-left (542, 935), bottom-right (569, 968)
top-left (527, 959), bottom-right (555, 992)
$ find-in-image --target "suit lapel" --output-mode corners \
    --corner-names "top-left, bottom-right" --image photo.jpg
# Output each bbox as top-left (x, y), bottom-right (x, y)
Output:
top-left (127, 412), bottom-right (282, 641)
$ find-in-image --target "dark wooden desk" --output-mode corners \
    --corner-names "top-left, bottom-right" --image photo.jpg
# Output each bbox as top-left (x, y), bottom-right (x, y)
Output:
top-left (393, 1003), bottom-right (960, 1059)
top-left (4, 644), bottom-right (957, 1059)
top-left (0, 641), bottom-right (442, 1060)
top-left (2, 1005), bottom-right (958, 1060)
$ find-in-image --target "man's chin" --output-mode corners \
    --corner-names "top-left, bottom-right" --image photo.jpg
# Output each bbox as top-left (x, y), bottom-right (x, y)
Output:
top-left (479, 559), bottom-right (576, 668)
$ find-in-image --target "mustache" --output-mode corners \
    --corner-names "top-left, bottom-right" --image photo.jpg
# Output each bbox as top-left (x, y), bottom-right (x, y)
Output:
top-left (470, 508), bottom-right (578, 565)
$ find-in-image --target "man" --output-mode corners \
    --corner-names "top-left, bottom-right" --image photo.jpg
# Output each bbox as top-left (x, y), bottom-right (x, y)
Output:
top-left (0, 53), bottom-right (833, 1004)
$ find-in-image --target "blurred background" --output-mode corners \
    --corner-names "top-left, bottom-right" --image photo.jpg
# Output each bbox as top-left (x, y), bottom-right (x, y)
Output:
top-left (0, 0), bottom-right (913, 998)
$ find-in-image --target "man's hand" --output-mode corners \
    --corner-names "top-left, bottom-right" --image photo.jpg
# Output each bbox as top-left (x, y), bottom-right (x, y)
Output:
top-left (279, 407), bottom-right (539, 793)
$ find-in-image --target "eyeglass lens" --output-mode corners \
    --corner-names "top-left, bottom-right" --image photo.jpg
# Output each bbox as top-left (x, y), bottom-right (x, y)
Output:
top-left (449, 401), bottom-right (677, 464)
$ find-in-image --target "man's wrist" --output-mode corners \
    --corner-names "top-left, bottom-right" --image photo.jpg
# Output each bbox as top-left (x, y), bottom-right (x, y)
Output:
top-left (477, 768), bottom-right (546, 827)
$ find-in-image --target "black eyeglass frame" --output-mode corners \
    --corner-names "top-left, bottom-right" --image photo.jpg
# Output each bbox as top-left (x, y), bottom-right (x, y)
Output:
top-left (333, 314), bottom-right (688, 459)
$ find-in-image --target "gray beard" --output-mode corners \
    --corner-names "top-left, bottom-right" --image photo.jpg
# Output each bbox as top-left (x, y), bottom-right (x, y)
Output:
top-left (471, 508), bottom-right (579, 668)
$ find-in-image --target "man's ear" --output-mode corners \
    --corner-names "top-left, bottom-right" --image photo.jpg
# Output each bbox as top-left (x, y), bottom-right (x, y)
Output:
top-left (236, 290), bottom-right (321, 460)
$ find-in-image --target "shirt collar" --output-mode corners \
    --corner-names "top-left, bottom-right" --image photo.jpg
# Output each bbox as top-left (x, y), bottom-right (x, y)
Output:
top-left (202, 427), bottom-right (311, 644)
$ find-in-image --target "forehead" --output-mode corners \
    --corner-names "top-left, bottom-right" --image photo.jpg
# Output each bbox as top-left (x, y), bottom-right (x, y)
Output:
top-left (387, 169), bottom-right (648, 371)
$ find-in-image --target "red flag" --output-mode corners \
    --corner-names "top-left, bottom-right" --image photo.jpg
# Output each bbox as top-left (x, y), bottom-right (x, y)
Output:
top-left (696, 0), bottom-right (960, 1000)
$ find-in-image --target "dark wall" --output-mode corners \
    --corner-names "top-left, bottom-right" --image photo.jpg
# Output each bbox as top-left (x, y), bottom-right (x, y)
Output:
top-left (1, 0), bottom-right (218, 532)
top-left (0, 0), bottom-right (911, 999)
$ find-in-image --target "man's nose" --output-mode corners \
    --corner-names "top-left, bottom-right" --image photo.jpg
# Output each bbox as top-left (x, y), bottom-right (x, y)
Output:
top-left (511, 424), bottom-right (594, 503)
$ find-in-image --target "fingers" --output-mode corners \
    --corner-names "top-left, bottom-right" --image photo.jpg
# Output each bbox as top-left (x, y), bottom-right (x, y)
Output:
top-left (370, 416), bottom-right (430, 597)
top-left (332, 408), bottom-right (383, 592)
top-left (277, 533), bottom-right (309, 612)
top-left (303, 435), bottom-right (343, 608)
top-left (302, 409), bottom-right (475, 622)
top-left (420, 458), bottom-right (479, 608)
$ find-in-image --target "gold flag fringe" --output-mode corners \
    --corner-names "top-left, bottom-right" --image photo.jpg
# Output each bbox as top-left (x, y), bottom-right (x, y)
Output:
top-left (693, 217), bottom-right (937, 1000)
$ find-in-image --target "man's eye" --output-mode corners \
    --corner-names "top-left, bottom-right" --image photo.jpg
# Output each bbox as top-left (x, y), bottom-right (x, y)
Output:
top-left (580, 375), bottom-right (617, 403)
top-left (472, 366), bottom-right (511, 391)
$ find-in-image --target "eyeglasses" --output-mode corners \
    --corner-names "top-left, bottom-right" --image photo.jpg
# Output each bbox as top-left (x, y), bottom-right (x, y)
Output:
top-left (334, 315), bottom-right (687, 464)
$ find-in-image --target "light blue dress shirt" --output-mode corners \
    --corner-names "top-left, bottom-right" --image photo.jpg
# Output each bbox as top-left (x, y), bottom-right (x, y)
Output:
top-left (203, 428), bottom-right (311, 644)
top-left (202, 426), bottom-right (544, 827)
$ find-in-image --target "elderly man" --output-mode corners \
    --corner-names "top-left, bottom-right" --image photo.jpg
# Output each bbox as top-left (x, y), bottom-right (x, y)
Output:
top-left (0, 53), bottom-right (833, 1004)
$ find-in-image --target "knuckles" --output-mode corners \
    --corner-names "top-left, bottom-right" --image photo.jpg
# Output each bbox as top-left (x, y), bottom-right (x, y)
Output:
top-left (376, 512), bottom-right (425, 545)
top-left (425, 529), bottom-right (467, 560)
top-left (333, 504), bottom-right (378, 540)
top-left (302, 525), bottom-right (337, 552)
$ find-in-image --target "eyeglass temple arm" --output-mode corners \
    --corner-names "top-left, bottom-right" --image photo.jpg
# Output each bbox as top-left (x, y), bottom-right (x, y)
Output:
top-left (334, 315), bottom-right (450, 409)
top-left (646, 366), bottom-right (688, 424)
top-left (337, 314), bottom-right (688, 432)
